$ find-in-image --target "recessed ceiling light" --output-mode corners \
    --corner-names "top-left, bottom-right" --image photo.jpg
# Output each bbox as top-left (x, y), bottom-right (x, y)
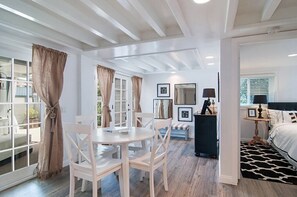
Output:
top-left (207, 63), bottom-right (214, 66)
top-left (205, 56), bottom-right (214, 59)
top-left (193, 0), bottom-right (211, 4)
top-left (171, 71), bottom-right (176, 74)
top-left (288, 53), bottom-right (297, 57)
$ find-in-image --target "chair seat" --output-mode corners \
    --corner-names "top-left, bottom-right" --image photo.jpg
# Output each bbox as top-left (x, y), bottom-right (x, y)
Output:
top-left (129, 149), bottom-right (165, 171)
top-left (76, 157), bottom-right (122, 176)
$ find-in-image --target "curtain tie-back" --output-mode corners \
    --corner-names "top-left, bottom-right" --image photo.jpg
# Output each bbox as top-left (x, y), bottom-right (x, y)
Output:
top-left (103, 105), bottom-right (112, 121)
top-left (46, 103), bottom-right (58, 133)
top-left (102, 105), bottom-right (110, 111)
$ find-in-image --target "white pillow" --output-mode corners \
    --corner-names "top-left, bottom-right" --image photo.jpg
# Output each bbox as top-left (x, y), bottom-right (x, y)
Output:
top-left (282, 111), bottom-right (297, 123)
top-left (267, 109), bottom-right (283, 127)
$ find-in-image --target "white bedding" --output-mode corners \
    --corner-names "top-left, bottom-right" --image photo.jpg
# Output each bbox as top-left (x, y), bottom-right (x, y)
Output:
top-left (268, 123), bottom-right (297, 167)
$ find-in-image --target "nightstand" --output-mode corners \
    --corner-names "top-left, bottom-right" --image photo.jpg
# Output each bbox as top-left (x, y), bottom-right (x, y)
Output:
top-left (244, 117), bottom-right (270, 145)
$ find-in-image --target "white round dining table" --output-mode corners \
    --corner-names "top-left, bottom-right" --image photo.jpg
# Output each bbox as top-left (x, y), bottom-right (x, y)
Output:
top-left (93, 127), bottom-right (155, 197)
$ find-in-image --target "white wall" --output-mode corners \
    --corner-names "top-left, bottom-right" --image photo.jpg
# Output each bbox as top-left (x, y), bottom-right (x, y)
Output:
top-left (142, 68), bottom-right (219, 138)
top-left (219, 38), bottom-right (240, 185)
top-left (60, 53), bottom-right (79, 122)
top-left (240, 65), bottom-right (297, 141)
top-left (80, 56), bottom-right (97, 117)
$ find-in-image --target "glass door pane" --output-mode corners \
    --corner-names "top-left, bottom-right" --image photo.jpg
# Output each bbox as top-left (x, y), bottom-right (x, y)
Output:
top-left (114, 77), bottom-right (128, 127)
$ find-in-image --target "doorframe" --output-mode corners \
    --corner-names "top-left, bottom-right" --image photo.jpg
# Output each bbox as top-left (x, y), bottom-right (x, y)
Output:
top-left (219, 30), bottom-right (297, 185)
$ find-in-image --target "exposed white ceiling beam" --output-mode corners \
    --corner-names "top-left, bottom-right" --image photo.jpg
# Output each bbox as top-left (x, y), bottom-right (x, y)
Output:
top-left (31, 0), bottom-right (119, 44)
top-left (0, 9), bottom-right (83, 50)
top-left (0, 1), bottom-right (100, 47)
top-left (138, 56), bottom-right (166, 71)
top-left (165, 0), bottom-right (191, 37)
top-left (0, 31), bottom-right (32, 50)
top-left (261, 0), bottom-right (282, 21)
top-left (231, 17), bottom-right (297, 36)
top-left (169, 52), bottom-right (192, 70)
top-left (224, 0), bottom-right (238, 33)
top-left (193, 49), bottom-right (205, 69)
top-left (127, 59), bottom-right (155, 72)
top-left (80, 0), bottom-right (140, 41)
top-left (127, 0), bottom-right (166, 37)
top-left (109, 59), bottom-right (145, 73)
top-left (154, 55), bottom-right (178, 70)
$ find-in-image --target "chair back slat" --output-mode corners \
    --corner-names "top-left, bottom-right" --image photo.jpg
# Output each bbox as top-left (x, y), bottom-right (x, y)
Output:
top-left (64, 123), bottom-right (96, 172)
top-left (150, 118), bottom-right (172, 167)
top-left (135, 112), bottom-right (154, 128)
top-left (75, 115), bottom-right (97, 163)
top-left (75, 115), bottom-right (96, 130)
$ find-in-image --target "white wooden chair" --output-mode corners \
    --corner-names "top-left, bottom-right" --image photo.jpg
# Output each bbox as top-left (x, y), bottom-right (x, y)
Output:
top-left (75, 115), bottom-right (118, 159)
top-left (129, 118), bottom-right (172, 197)
top-left (128, 112), bottom-right (154, 152)
top-left (64, 123), bottom-right (123, 197)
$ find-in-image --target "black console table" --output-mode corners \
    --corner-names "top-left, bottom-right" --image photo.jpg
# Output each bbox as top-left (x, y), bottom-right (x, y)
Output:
top-left (194, 114), bottom-right (218, 158)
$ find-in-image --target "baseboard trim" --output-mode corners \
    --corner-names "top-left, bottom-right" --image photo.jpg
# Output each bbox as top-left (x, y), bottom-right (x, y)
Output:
top-left (0, 164), bottom-right (37, 192)
top-left (219, 175), bottom-right (238, 185)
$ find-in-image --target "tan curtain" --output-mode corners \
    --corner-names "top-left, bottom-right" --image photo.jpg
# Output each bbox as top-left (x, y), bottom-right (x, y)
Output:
top-left (132, 76), bottom-right (142, 113)
top-left (97, 66), bottom-right (115, 127)
top-left (159, 100), bottom-right (164, 119)
top-left (168, 99), bottom-right (173, 118)
top-left (32, 44), bottom-right (67, 179)
top-left (132, 76), bottom-right (142, 127)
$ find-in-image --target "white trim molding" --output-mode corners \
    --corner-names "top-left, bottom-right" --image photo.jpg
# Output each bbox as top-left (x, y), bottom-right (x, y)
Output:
top-left (219, 175), bottom-right (238, 185)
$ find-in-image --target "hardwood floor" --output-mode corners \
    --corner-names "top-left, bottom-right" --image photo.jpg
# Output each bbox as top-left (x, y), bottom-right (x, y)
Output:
top-left (1, 139), bottom-right (297, 197)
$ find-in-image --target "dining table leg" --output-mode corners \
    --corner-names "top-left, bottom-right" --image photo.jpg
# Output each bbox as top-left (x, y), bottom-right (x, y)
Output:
top-left (121, 144), bottom-right (129, 197)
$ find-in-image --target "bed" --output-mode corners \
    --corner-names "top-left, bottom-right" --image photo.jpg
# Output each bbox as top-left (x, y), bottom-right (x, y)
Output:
top-left (267, 102), bottom-right (297, 168)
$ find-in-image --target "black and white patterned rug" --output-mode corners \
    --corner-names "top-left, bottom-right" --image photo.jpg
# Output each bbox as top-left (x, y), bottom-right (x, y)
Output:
top-left (241, 142), bottom-right (297, 185)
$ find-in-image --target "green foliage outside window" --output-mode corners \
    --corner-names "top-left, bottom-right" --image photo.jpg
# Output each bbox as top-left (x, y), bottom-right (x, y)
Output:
top-left (97, 83), bottom-right (102, 127)
top-left (240, 77), bottom-right (271, 105)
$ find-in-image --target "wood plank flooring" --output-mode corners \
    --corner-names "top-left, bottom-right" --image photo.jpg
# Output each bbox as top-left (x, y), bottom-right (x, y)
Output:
top-left (1, 139), bottom-right (297, 197)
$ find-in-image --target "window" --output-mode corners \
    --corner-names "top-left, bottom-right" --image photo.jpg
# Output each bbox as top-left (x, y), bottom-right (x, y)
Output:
top-left (240, 75), bottom-right (274, 105)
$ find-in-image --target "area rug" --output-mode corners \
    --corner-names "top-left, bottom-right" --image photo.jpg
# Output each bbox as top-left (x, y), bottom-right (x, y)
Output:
top-left (240, 142), bottom-right (297, 185)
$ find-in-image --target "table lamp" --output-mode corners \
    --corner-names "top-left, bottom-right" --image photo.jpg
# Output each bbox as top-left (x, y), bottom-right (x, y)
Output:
top-left (253, 95), bottom-right (267, 118)
top-left (201, 88), bottom-right (215, 114)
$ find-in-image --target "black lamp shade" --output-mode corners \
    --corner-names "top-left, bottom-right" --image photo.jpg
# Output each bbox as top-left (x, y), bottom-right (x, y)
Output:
top-left (203, 88), bottom-right (215, 98)
top-left (253, 95), bottom-right (267, 104)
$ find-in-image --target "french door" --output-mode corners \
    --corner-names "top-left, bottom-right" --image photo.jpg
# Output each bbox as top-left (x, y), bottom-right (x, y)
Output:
top-left (113, 75), bottom-right (131, 128)
top-left (0, 56), bottom-right (42, 191)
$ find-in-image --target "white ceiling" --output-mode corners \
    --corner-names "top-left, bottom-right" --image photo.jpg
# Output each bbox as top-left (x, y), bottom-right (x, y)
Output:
top-left (0, 0), bottom-right (297, 75)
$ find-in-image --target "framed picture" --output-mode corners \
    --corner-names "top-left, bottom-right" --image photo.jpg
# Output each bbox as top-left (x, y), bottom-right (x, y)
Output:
top-left (157, 83), bottom-right (170, 97)
top-left (178, 107), bottom-right (193, 122)
top-left (247, 108), bottom-right (257, 117)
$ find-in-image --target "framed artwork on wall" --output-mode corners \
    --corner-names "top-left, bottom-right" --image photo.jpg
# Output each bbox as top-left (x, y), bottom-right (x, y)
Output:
top-left (247, 108), bottom-right (257, 117)
top-left (178, 107), bottom-right (193, 122)
top-left (157, 83), bottom-right (170, 97)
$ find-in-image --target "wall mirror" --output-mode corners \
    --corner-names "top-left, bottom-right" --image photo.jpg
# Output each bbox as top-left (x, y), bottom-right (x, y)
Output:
top-left (153, 99), bottom-right (173, 119)
top-left (174, 83), bottom-right (196, 105)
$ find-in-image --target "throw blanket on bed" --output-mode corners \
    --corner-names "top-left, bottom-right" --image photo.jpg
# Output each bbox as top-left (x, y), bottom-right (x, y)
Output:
top-left (268, 123), bottom-right (297, 166)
